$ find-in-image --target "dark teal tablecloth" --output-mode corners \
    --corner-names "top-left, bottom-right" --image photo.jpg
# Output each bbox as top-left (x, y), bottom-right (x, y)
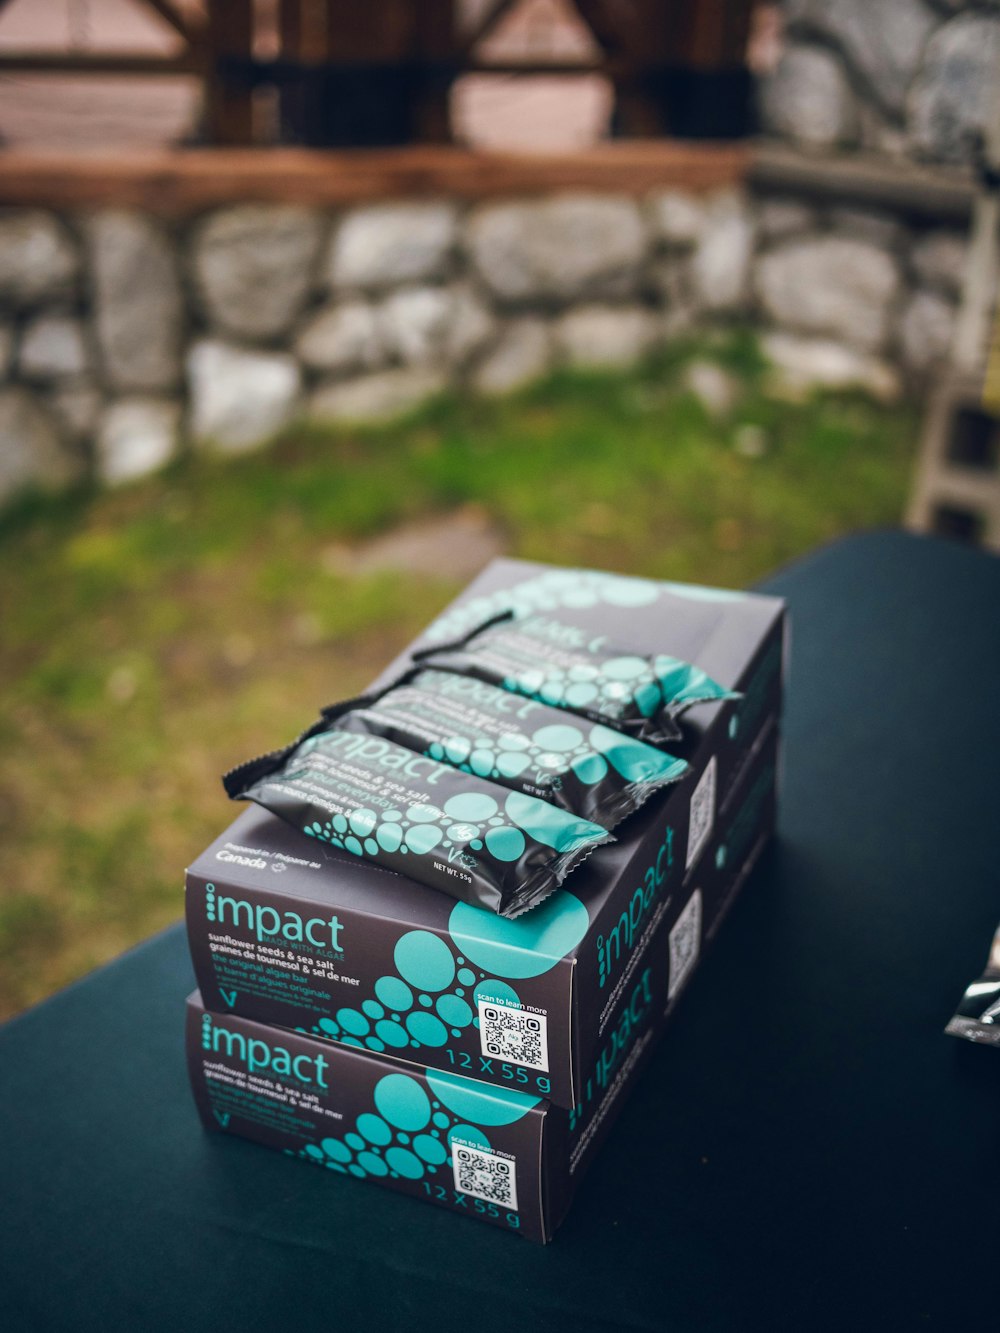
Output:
top-left (2, 531), bottom-right (997, 1332)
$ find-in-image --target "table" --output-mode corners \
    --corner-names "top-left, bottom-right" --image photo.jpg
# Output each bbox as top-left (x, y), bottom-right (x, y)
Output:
top-left (2, 531), bottom-right (997, 1333)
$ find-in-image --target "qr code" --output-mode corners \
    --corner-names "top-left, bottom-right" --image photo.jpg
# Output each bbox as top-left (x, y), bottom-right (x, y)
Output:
top-left (686, 756), bottom-right (717, 870)
top-left (668, 889), bottom-right (702, 1000)
top-left (478, 998), bottom-right (549, 1071)
top-left (453, 1143), bottom-right (518, 1209)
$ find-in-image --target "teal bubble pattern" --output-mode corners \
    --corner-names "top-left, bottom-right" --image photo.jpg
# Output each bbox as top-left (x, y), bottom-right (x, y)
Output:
top-left (450, 890), bottom-right (590, 979)
top-left (296, 1066), bottom-right (536, 1188)
top-left (308, 893), bottom-right (588, 1052)
top-left (422, 568), bottom-right (661, 644)
top-left (302, 778), bottom-right (597, 869)
top-left (501, 653), bottom-right (667, 726)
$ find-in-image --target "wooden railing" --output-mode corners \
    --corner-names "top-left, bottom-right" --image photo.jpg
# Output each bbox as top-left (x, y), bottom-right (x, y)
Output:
top-left (0, 0), bottom-right (756, 146)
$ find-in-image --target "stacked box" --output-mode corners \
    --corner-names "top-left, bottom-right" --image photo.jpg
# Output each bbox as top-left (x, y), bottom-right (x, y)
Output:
top-left (185, 560), bottom-right (785, 1240)
top-left (188, 726), bottom-right (780, 1242)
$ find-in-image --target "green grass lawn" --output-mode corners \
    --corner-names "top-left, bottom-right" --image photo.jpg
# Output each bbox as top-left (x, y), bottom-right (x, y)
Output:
top-left (0, 335), bottom-right (919, 1018)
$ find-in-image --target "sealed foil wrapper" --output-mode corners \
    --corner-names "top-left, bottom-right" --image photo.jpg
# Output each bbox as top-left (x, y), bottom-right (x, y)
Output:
top-left (326, 668), bottom-right (689, 831)
top-left (223, 725), bottom-right (612, 918)
top-left (415, 612), bottom-right (739, 747)
top-left (945, 921), bottom-right (1000, 1047)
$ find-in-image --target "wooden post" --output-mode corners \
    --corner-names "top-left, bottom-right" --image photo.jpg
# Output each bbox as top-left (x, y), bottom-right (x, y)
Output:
top-left (573, 0), bottom-right (754, 136)
top-left (414, 0), bottom-right (458, 144)
top-left (203, 0), bottom-right (255, 145)
top-left (275, 0), bottom-right (459, 145)
top-left (572, 0), bottom-right (659, 136)
top-left (323, 0), bottom-right (413, 60)
top-left (277, 0), bottom-right (304, 62)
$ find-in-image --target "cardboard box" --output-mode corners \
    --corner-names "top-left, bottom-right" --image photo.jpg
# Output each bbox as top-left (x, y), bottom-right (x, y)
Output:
top-left (187, 725), bottom-right (781, 1243)
top-left (186, 561), bottom-right (785, 1108)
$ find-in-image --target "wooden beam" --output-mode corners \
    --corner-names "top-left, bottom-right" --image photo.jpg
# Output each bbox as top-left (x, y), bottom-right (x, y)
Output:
top-left (751, 141), bottom-right (975, 221)
top-left (0, 51), bottom-right (202, 75)
top-left (277, 0), bottom-right (303, 59)
top-left (415, 0), bottom-right (458, 59)
top-left (203, 0), bottom-right (254, 145)
top-left (300, 0), bottom-right (330, 63)
top-left (459, 0), bottom-right (520, 56)
top-left (0, 143), bottom-right (749, 213)
top-left (323, 0), bottom-right (415, 61)
top-left (570, 1), bottom-right (630, 57)
top-left (140, 0), bottom-right (202, 45)
top-left (0, 142), bottom-right (976, 220)
top-left (469, 59), bottom-right (604, 75)
top-left (678, 0), bottom-right (754, 70)
top-left (414, 0), bottom-right (459, 144)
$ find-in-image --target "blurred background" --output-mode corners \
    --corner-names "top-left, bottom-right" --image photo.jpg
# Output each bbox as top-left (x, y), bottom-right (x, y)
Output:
top-left (1, 0), bottom-right (998, 1017)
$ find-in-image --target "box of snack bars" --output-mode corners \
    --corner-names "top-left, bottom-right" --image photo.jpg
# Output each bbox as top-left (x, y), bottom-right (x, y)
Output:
top-left (188, 725), bottom-right (781, 1243)
top-left (186, 561), bottom-right (785, 1108)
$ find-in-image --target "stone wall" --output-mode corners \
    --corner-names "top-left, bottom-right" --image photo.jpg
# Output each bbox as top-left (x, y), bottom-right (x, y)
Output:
top-left (760, 0), bottom-right (1000, 165)
top-left (0, 187), bottom-right (967, 504)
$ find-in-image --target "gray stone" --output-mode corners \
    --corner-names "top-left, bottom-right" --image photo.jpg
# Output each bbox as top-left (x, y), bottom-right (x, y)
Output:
top-left (446, 285), bottom-right (497, 366)
top-left (378, 284), bottom-right (495, 368)
top-left (856, 97), bottom-right (910, 157)
top-left (309, 367), bottom-right (447, 425)
top-left (910, 229), bottom-right (967, 295)
top-left (294, 300), bottom-right (384, 374)
top-left (756, 197), bottom-right (818, 241)
top-left (648, 257), bottom-right (699, 334)
top-left (662, 300), bottom-right (700, 339)
top-left (553, 304), bottom-right (659, 369)
top-left (88, 211), bottom-right (183, 391)
top-left (898, 289), bottom-right (955, 372)
top-left (377, 287), bottom-right (449, 366)
top-left (647, 190), bottom-right (706, 247)
top-left (690, 191), bottom-right (754, 313)
top-left (193, 205), bottom-right (324, 341)
top-left (49, 379), bottom-right (103, 441)
top-left (0, 389), bottom-right (79, 505)
top-left (908, 16), bottom-right (1000, 162)
top-left (858, 107), bottom-right (912, 157)
top-left (328, 202), bottom-right (458, 290)
top-left (0, 211), bottom-right (79, 308)
top-left (188, 340), bottom-right (301, 451)
top-left (762, 332), bottom-right (901, 402)
top-left (755, 236), bottom-right (901, 350)
top-left (784, 0), bottom-right (937, 114)
top-left (828, 206), bottom-right (903, 251)
top-left (467, 194), bottom-right (646, 304)
top-left (648, 256), bottom-right (681, 303)
top-left (683, 360), bottom-right (741, 417)
top-left (17, 314), bottom-right (89, 381)
top-left (96, 398), bottom-right (181, 485)
top-left (759, 43), bottom-right (858, 147)
top-left (470, 318), bottom-right (553, 395)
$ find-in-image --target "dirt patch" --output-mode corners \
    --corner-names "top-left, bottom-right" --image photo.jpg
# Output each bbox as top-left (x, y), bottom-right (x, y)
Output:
top-left (322, 504), bottom-right (507, 580)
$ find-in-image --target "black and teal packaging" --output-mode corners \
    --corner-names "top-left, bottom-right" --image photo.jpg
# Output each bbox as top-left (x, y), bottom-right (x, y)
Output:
top-left (945, 920), bottom-right (1000, 1047)
top-left (416, 614), bottom-right (738, 745)
top-left (186, 560), bottom-right (785, 1109)
top-left (187, 725), bottom-right (781, 1243)
top-left (224, 727), bottom-right (615, 919)
top-left (321, 668), bottom-right (691, 829)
